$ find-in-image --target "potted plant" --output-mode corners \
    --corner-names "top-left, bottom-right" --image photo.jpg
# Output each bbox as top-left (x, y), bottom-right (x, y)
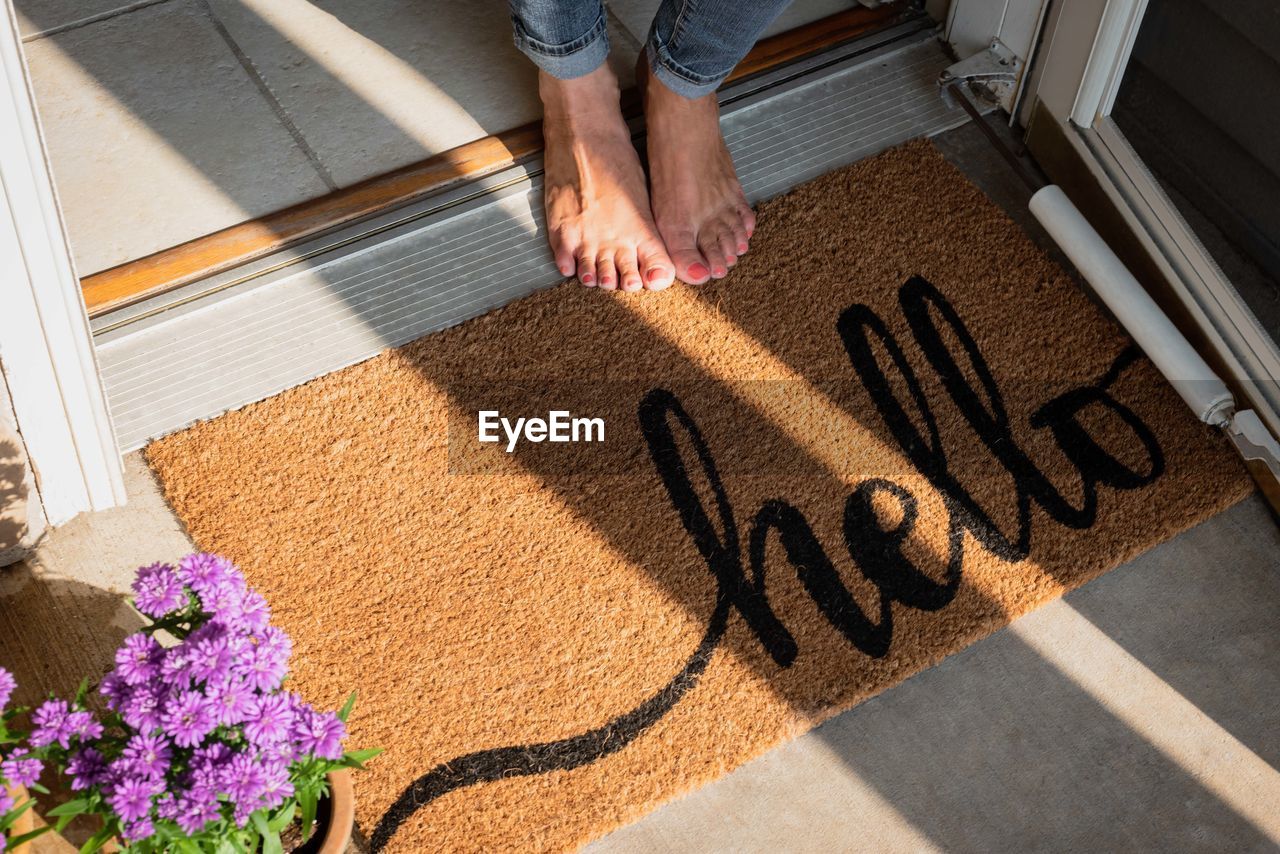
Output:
top-left (3, 554), bottom-right (379, 852)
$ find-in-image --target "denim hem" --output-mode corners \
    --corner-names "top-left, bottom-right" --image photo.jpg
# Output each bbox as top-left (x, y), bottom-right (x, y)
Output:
top-left (511, 11), bottom-right (611, 79)
top-left (644, 33), bottom-right (723, 99)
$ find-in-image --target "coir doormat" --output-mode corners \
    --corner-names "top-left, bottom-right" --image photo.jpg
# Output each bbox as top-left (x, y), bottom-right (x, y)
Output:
top-left (146, 141), bottom-right (1252, 852)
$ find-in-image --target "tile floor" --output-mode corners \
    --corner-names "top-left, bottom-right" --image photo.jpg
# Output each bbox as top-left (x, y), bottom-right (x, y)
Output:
top-left (17, 0), bottom-right (863, 276)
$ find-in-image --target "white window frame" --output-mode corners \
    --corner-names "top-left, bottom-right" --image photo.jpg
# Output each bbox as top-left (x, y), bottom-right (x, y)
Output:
top-left (0, 0), bottom-right (125, 525)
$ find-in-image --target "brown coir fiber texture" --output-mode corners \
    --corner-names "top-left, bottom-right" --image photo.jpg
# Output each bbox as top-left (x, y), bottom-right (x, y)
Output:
top-left (146, 141), bottom-right (1252, 852)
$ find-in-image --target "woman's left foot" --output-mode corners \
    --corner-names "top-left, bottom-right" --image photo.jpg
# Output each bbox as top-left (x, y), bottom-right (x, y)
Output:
top-left (639, 55), bottom-right (756, 285)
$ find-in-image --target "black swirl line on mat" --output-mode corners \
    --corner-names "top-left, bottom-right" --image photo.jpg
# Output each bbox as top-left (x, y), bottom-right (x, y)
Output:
top-left (368, 596), bottom-right (729, 851)
top-left (370, 277), bottom-right (1165, 849)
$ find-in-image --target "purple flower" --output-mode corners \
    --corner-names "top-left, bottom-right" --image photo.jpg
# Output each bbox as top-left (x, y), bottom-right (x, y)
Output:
top-left (173, 789), bottom-right (222, 835)
top-left (206, 678), bottom-right (254, 727)
top-left (107, 777), bottom-right (156, 823)
top-left (186, 631), bottom-right (233, 685)
top-left (162, 689), bottom-right (217, 748)
top-left (122, 732), bottom-right (171, 780)
top-left (99, 671), bottom-right (130, 711)
top-left (221, 751), bottom-right (266, 806)
top-left (115, 634), bottom-right (164, 686)
top-left (120, 817), bottom-right (155, 843)
top-left (237, 590), bottom-right (271, 633)
top-left (258, 760), bottom-right (294, 811)
top-left (122, 683), bottom-right (166, 734)
top-left (178, 553), bottom-right (237, 597)
top-left (243, 640), bottom-right (289, 693)
top-left (122, 693), bottom-right (164, 736)
top-left (1, 754), bottom-right (42, 787)
top-left (66, 710), bottom-right (104, 743)
top-left (0, 786), bottom-right (13, 814)
top-left (66, 747), bottom-right (108, 791)
top-left (0, 667), bottom-right (15, 709)
top-left (188, 742), bottom-right (233, 789)
top-left (131, 562), bottom-right (187, 618)
top-left (243, 692), bottom-right (293, 746)
top-left (28, 699), bottom-right (72, 748)
top-left (293, 709), bottom-right (346, 760)
top-left (201, 582), bottom-right (244, 628)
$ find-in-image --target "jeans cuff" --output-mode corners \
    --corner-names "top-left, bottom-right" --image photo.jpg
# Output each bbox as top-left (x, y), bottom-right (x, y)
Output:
top-left (645, 32), bottom-right (724, 99)
top-left (511, 11), bottom-right (611, 80)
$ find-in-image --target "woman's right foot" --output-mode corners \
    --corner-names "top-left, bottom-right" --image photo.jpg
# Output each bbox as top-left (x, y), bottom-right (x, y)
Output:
top-left (539, 66), bottom-right (675, 292)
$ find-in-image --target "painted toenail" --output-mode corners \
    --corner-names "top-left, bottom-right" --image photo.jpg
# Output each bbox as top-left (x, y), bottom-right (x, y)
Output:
top-left (738, 243), bottom-right (749, 253)
top-left (688, 263), bottom-right (709, 280)
top-left (714, 267), bottom-right (726, 277)
top-left (582, 273), bottom-right (594, 283)
top-left (646, 268), bottom-right (667, 282)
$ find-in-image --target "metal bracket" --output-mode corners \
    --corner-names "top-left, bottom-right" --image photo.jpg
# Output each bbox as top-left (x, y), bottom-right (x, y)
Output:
top-left (1225, 409), bottom-right (1280, 482)
top-left (938, 39), bottom-right (1022, 109)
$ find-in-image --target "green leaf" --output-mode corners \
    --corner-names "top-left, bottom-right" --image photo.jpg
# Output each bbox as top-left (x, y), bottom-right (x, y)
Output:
top-left (176, 840), bottom-right (203, 854)
top-left (262, 830), bottom-right (283, 854)
top-left (337, 691), bottom-right (357, 723)
top-left (79, 826), bottom-right (115, 854)
top-left (299, 787), bottom-right (318, 843)
top-left (266, 801), bottom-right (296, 833)
top-left (46, 797), bottom-right (92, 817)
top-left (6, 827), bottom-right (53, 849)
top-left (0, 794), bottom-right (39, 828)
top-left (344, 747), bottom-right (383, 763)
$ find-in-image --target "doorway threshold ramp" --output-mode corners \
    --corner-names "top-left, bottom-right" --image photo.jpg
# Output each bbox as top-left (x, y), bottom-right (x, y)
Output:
top-left (94, 21), bottom-right (964, 451)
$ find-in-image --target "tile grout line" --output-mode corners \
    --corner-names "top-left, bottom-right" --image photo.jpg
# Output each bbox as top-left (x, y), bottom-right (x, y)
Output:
top-left (197, 0), bottom-right (340, 193)
top-left (20, 0), bottom-right (177, 41)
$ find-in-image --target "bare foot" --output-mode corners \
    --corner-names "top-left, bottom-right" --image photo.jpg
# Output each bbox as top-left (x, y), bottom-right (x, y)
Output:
top-left (640, 56), bottom-right (756, 284)
top-left (540, 66), bottom-right (675, 292)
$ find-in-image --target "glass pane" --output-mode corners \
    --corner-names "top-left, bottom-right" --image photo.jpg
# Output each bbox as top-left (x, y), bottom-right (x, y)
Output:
top-left (1111, 0), bottom-right (1280, 345)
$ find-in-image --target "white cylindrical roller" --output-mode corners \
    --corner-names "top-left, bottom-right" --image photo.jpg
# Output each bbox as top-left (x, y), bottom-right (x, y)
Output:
top-left (1029, 184), bottom-right (1234, 425)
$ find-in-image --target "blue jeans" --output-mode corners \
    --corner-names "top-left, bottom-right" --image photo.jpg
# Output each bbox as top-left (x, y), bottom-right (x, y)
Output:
top-left (509, 0), bottom-right (794, 98)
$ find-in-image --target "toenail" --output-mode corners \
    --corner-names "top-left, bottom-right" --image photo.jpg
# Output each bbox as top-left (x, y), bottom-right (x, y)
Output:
top-left (713, 267), bottom-right (726, 277)
top-left (646, 268), bottom-right (667, 282)
top-left (738, 243), bottom-right (749, 253)
top-left (581, 273), bottom-right (594, 284)
top-left (688, 263), bottom-right (709, 280)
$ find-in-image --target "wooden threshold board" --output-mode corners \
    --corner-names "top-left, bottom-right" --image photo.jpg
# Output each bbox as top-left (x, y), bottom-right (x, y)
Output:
top-left (81, 3), bottom-right (910, 317)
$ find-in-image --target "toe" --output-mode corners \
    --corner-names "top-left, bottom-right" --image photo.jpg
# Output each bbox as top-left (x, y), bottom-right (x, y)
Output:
top-left (731, 221), bottom-right (750, 256)
top-left (549, 224), bottom-right (579, 277)
top-left (577, 250), bottom-right (597, 287)
top-left (596, 253), bottom-right (618, 290)
top-left (738, 204), bottom-right (757, 238)
top-left (697, 231), bottom-right (730, 279)
top-left (718, 227), bottom-right (739, 267)
top-left (662, 228), bottom-right (711, 285)
top-left (617, 251), bottom-right (643, 292)
top-left (639, 241), bottom-right (675, 291)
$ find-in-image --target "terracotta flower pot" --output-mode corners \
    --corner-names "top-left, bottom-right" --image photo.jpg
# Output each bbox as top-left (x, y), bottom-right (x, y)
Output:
top-left (315, 770), bottom-right (355, 854)
top-left (6, 785), bottom-right (36, 854)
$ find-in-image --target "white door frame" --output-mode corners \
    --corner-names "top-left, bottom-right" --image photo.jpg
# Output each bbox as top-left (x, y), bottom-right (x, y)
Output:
top-left (0, 0), bottom-right (125, 525)
top-left (1023, 0), bottom-right (1280, 439)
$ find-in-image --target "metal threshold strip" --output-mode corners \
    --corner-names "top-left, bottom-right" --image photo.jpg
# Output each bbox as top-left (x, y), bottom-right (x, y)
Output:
top-left (94, 19), bottom-right (967, 451)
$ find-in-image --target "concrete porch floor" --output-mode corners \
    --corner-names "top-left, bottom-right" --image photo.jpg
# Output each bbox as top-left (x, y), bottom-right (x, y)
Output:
top-left (3, 118), bottom-right (1279, 851)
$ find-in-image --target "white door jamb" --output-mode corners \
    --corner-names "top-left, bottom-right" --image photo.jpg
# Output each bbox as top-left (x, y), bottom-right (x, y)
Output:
top-left (0, 0), bottom-right (126, 525)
